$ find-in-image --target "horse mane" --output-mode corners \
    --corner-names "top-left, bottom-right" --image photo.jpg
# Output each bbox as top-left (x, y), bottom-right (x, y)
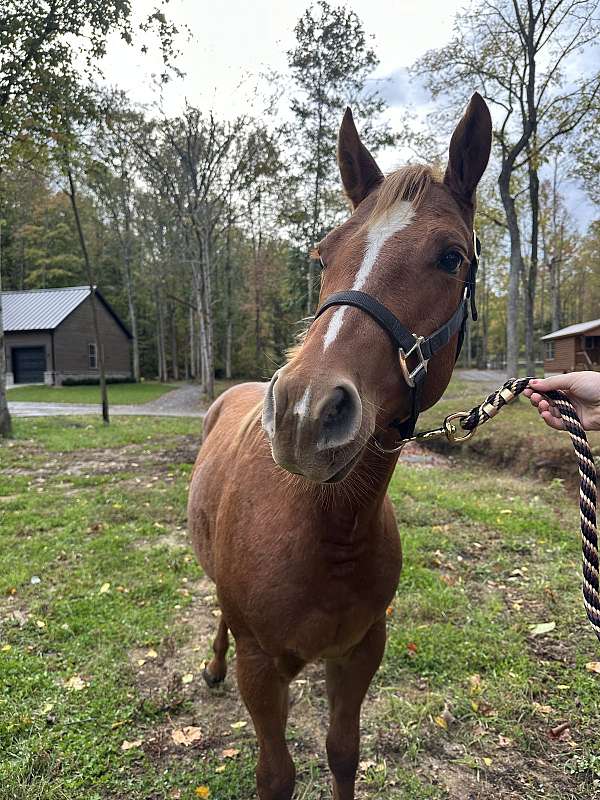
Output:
top-left (368, 164), bottom-right (442, 224)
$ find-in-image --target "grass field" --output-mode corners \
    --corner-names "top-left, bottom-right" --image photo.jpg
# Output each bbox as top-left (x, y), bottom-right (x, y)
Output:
top-left (1, 409), bottom-right (599, 799)
top-left (6, 382), bottom-right (177, 405)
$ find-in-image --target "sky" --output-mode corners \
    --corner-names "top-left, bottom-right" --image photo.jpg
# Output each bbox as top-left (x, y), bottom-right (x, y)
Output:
top-left (100, 0), bottom-right (595, 227)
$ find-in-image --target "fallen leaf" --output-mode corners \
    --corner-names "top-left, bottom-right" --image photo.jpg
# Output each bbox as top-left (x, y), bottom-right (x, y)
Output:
top-left (171, 726), bottom-right (202, 746)
top-left (434, 715), bottom-right (448, 730)
top-left (215, 765), bottom-right (226, 773)
top-left (469, 674), bottom-right (482, 693)
top-left (36, 620), bottom-right (46, 629)
top-left (230, 720), bottom-right (248, 730)
top-left (99, 582), bottom-right (111, 594)
top-left (195, 787), bottom-right (210, 799)
top-left (359, 759), bottom-right (376, 771)
top-left (65, 675), bottom-right (87, 691)
top-left (121, 739), bottom-right (143, 751)
top-left (530, 621), bottom-right (556, 637)
top-left (221, 748), bottom-right (240, 759)
top-left (549, 722), bottom-right (571, 740)
top-left (146, 648), bottom-right (158, 659)
top-left (1, 644), bottom-right (12, 652)
top-left (533, 702), bottom-right (553, 715)
top-left (41, 703), bottom-right (54, 714)
top-left (182, 673), bottom-right (194, 684)
top-left (386, 605), bottom-right (393, 617)
top-left (483, 757), bottom-right (493, 766)
top-left (585, 662), bottom-right (600, 674)
top-left (406, 642), bottom-right (417, 655)
top-left (137, 659), bottom-right (145, 667)
top-left (498, 735), bottom-right (512, 747)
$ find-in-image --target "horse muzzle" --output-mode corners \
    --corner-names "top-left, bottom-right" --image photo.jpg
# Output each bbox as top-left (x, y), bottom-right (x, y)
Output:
top-left (262, 368), bottom-right (368, 482)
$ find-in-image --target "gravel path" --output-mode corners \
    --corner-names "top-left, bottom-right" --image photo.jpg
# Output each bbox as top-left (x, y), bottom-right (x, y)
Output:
top-left (8, 383), bottom-right (206, 418)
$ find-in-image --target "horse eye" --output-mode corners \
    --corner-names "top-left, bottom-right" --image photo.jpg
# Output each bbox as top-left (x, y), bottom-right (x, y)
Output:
top-left (438, 250), bottom-right (463, 274)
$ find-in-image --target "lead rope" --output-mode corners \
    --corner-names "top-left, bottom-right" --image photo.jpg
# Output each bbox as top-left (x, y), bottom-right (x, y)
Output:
top-left (458, 377), bottom-right (600, 643)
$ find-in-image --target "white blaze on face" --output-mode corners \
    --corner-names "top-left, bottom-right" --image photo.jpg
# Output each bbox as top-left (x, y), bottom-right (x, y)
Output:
top-left (293, 386), bottom-right (311, 418)
top-left (322, 200), bottom-right (414, 350)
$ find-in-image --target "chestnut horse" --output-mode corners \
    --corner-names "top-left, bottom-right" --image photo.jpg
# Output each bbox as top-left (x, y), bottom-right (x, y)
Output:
top-left (188, 93), bottom-right (492, 799)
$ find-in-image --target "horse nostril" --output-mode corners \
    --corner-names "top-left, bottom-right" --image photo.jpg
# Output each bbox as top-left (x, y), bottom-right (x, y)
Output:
top-left (317, 384), bottom-right (362, 450)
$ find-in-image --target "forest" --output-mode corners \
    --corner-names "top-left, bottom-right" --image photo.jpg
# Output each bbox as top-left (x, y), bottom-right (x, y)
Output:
top-left (0, 0), bottom-right (599, 419)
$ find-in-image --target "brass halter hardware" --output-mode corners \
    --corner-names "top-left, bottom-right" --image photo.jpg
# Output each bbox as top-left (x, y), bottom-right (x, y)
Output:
top-left (374, 411), bottom-right (475, 453)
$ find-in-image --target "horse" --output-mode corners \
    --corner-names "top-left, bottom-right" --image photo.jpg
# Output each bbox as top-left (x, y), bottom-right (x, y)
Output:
top-left (188, 92), bottom-right (492, 800)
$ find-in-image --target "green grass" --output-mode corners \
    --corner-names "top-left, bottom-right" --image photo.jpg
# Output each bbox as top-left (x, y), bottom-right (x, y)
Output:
top-left (7, 382), bottom-right (177, 405)
top-left (1, 412), bottom-right (599, 799)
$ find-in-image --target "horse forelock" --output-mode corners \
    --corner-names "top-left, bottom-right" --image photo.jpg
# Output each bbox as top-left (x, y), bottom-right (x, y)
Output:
top-left (367, 164), bottom-right (442, 226)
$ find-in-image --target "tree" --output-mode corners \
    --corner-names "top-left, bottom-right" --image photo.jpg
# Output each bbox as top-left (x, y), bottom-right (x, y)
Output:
top-left (288, 1), bottom-right (393, 313)
top-left (0, 0), bottom-right (180, 435)
top-left (413, 0), bottom-right (600, 375)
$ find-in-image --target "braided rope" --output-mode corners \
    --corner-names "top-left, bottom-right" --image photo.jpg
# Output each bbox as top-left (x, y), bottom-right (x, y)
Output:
top-left (460, 377), bottom-right (600, 643)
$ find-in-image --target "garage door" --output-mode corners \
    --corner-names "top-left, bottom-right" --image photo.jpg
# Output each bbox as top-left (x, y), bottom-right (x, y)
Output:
top-left (12, 347), bottom-right (46, 384)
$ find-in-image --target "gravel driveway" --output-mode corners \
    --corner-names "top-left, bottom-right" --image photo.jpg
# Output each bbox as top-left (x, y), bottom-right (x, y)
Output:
top-left (8, 383), bottom-right (206, 418)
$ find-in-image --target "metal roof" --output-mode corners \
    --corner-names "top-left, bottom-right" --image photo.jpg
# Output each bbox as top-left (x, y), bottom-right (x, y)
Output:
top-left (541, 318), bottom-right (600, 341)
top-left (1, 286), bottom-right (92, 331)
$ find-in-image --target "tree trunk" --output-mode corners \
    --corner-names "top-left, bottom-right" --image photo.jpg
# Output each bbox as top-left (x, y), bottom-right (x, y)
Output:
top-left (155, 283), bottom-right (167, 381)
top-left (225, 319), bottom-right (232, 380)
top-left (189, 305), bottom-right (196, 379)
top-left (66, 167), bottom-right (109, 424)
top-left (499, 166), bottom-right (523, 376)
top-left (0, 238), bottom-right (12, 437)
top-left (170, 308), bottom-right (179, 380)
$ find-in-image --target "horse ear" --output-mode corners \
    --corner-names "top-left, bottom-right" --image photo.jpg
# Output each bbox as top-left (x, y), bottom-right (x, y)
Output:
top-left (337, 107), bottom-right (383, 209)
top-left (443, 92), bottom-right (492, 205)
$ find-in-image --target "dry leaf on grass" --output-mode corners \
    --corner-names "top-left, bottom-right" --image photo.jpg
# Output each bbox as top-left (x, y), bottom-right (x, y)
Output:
top-left (230, 720), bottom-right (247, 730)
top-left (65, 675), bottom-right (87, 691)
top-left (530, 621), bottom-right (556, 636)
top-left (182, 673), bottom-right (194, 684)
top-left (121, 739), bottom-right (143, 751)
top-left (171, 726), bottom-right (202, 746)
top-left (549, 722), bottom-right (572, 741)
top-left (585, 661), bottom-right (600, 674)
top-left (146, 648), bottom-right (158, 659)
top-left (195, 787), bottom-right (210, 799)
top-left (221, 748), bottom-right (240, 759)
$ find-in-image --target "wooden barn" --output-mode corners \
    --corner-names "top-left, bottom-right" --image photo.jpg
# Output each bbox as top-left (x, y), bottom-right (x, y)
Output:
top-left (541, 318), bottom-right (600, 374)
top-left (2, 286), bottom-right (132, 386)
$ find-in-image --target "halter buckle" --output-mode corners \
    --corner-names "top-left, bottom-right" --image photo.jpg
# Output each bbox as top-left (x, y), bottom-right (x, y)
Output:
top-left (399, 335), bottom-right (428, 388)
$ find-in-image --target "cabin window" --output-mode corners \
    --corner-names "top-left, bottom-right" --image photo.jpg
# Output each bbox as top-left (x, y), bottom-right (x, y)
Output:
top-left (585, 336), bottom-right (600, 350)
top-left (88, 342), bottom-right (98, 369)
top-left (545, 341), bottom-right (555, 360)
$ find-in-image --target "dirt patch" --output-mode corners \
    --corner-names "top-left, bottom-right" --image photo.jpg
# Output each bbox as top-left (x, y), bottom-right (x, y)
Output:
top-left (0, 437), bottom-right (198, 479)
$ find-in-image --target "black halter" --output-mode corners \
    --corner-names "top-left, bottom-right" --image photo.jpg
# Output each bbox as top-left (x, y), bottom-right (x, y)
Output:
top-left (313, 233), bottom-right (481, 442)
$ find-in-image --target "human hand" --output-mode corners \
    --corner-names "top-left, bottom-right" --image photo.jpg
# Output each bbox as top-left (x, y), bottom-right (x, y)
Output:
top-left (523, 372), bottom-right (600, 432)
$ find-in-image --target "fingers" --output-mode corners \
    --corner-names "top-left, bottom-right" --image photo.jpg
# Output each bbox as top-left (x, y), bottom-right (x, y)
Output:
top-left (524, 387), bottom-right (565, 430)
top-left (529, 375), bottom-right (574, 393)
top-left (540, 409), bottom-right (566, 431)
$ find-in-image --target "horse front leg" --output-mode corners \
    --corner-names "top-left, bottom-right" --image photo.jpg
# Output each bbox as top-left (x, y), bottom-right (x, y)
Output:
top-left (236, 636), bottom-right (304, 800)
top-left (325, 618), bottom-right (386, 800)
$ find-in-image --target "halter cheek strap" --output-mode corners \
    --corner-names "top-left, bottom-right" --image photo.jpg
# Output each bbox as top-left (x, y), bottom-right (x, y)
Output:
top-left (312, 234), bottom-right (481, 442)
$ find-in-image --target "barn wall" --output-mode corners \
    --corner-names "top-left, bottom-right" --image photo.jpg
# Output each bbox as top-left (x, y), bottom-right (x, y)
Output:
top-left (543, 336), bottom-right (576, 373)
top-left (4, 331), bottom-right (53, 385)
top-left (53, 296), bottom-right (131, 384)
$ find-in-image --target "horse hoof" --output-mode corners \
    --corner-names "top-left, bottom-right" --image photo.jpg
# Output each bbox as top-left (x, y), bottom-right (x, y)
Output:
top-left (203, 666), bottom-right (224, 688)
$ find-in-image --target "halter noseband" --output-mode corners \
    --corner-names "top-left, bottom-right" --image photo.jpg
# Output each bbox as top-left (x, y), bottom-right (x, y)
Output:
top-left (313, 232), bottom-right (481, 444)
